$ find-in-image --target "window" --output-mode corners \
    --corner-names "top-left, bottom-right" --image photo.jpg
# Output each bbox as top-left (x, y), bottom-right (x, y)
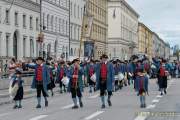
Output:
top-left (30, 37), bottom-right (34, 57)
top-left (74, 26), bottom-right (76, 40)
top-left (74, 4), bottom-right (76, 18)
top-left (36, 18), bottom-right (39, 30)
top-left (55, 17), bottom-right (57, 32)
top-left (23, 36), bottom-right (27, 57)
top-left (5, 9), bottom-right (10, 24)
top-left (0, 32), bottom-right (2, 55)
top-left (23, 14), bottom-right (26, 28)
top-left (70, 25), bottom-right (72, 39)
top-left (77, 27), bottom-right (80, 41)
top-left (51, 16), bottom-right (54, 31)
top-left (0, 7), bottom-right (2, 23)
top-left (15, 12), bottom-right (18, 26)
top-left (66, 21), bottom-right (68, 35)
top-left (78, 5), bottom-right (80, 18)
top-left (47, 14), bottom-right (50, 30)
top-left (59, 18), bottom-right (61, 33)
top-left (43, 13), bottom-right (45, 29)
top-left (6, 33), bottom-right (10, 56)
top-left (54, 40), bottom-right (57, 55)
top-left (70, 48), bottom-right (73, 56)
top-left (30, 16), bottom-right (33, 29)
top-left (62, 19), bottom-right (64, 34)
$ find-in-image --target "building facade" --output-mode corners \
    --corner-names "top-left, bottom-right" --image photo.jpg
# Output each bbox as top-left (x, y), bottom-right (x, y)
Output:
top-left (138, 22), bottom-right (153, 59)
top-left (69, 0), bottom-right (85, 60)
top-left (108, 0), bottom-right (139, 60)
top-left (86, 0), bottom-right (108, 59)
top-left (152, 32), bottom-right (170, 59)
top-left (0, 0), bottom-right (40, 61)
top-left (41, 0), bottom-right (69, 60)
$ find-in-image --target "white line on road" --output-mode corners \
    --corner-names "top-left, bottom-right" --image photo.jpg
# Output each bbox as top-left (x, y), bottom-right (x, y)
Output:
top-left (84, 111), bottom-right (104, 120)
top-left (156, 95), bottom-right (163, 98)
top-left (29, 115), bottom-right (48, 120)
top-left (134, 116), bottom-right (147, 120)
top-left (146, 104), bottom-right (156, 109)
top-left (0, 113), bottom-right (10, 117)
top-left (88, 94), bottom-right (99, 99)
top-left (61, 104), bottom-right (74, 109)
top-left (152, 99), bottom-right (159, 103)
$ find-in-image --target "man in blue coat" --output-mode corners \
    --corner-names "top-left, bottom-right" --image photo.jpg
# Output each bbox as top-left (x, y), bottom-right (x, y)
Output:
top-left (67, 58), bottom-right (84, 109)
top-left (27, 57), bottom-right (50, 108)
top-left (96, 54), bottom-right (114, 109)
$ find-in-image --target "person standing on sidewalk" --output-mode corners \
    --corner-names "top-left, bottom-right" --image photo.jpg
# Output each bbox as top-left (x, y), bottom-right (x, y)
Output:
top-left (67, 58), bottom-right (84, 109)
top-left (96, 54), bottom-right (114, 109)
top-left (11, 69), bottom-right (24, 109)
top-left (27, 57), bottom-right (50, 108)
top-left (135, 69), bottom-right (149, 108)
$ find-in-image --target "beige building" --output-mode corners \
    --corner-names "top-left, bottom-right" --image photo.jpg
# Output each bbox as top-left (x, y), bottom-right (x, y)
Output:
top-left (86, 0), bottom-right (108, 59)
top-left (108, 0), bottom-right (139, 60)
top-left (138, 22), bottom-right (153, 59)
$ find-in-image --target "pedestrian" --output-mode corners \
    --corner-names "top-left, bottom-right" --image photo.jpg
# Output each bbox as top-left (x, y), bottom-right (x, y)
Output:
top-left (11, 69), bottom-right (24, 109)
top-left (68, 58), bottom-right (84, 109)
top-left (135, 69), bottom-right (149, 108)
top-left (47, 62), bottom-right (56, 96)
top-left (27, 57), bottom-right (50, 108)
top-left (56, 60), bottom-right (67, 93)
top-left (113, 60), bottom-right (119, 91)
top-left (87, 59), bottom-right (96, 93)
top-left (158, 60), bottom-right (168, 95)
top-left (96, 54), bottom-right (114, 109)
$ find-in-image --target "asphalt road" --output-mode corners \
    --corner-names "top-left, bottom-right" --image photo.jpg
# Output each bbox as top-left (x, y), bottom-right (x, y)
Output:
top-left (0, 78), bottom-right (179, 120)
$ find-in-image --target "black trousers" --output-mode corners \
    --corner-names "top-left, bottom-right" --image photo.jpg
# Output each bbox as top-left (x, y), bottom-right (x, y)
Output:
top-left (71, 87), bottom-right (82, 98)
top-left (100, 80), bottom-right (112, 96)
top-left (36, 84), bottom-right (47, 98)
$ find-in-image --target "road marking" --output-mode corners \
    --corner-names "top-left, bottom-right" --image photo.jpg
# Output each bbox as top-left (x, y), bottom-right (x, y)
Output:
top-left (61, 104), bottom-right (74, 109)
top-left (84, 111), bottom-right (104, 120)
top-left (152, 99), bottom-right (159, 103)
top-left (146, 104), bottom-right (156, 109)
top-left (156, 95), bottom-right (163, 98)
top-left (89, 94), bottom-right (99, 99)
top-left (0, 113), bottom-right (10, 117)
top-left (29, 115), bottom-right (48, 120)
top-left (134, 116), bottom-right (147, 120)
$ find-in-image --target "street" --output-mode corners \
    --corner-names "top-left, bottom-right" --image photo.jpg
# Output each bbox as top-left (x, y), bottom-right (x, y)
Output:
top-left (0, 78), bottom-right (179, 120)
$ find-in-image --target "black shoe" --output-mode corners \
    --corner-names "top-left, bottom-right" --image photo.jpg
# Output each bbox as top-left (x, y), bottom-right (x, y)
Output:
top-left (143, 104), bottom-right (146, 108)
top-left (140, 104), bottom-right (143, 108)
top-left (72, 105), bottom-right (79, 109)
top-left (80, 102), bottom-right (83, 108)
top-left (45, 101), bottom-right (48, 107)
top-left (13, 105), bottom-right (18, 109)
top-left (51, 92), bottom-right (54, 97)
top-left (108, 100), bottom-right (112, 107)
top-left (36, 104), bottom-right (41, 108)
top-left (164, 90), bottom-right (167, 94)
top-left (101, 104), bottom-right (105, 109)
top-left (160, 92), bottom-right (163, 96)
top-left (18, 105), bottom-right (22, 109)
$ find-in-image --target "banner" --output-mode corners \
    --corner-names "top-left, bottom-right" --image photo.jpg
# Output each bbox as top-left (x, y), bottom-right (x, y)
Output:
top-left (84, 41), bottom-right (94, 58)
top-left (82, 15), bottom-right (93, 38)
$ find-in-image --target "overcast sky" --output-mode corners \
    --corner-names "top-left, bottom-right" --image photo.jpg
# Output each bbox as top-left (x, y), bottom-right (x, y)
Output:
top-left (126, 0), bottom-right (180, 47)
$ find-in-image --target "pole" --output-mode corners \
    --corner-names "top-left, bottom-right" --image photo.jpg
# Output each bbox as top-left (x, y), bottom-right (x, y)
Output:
top-left (69, 0), bottom-right (71, 59)
top-left (79, 0), bottom-right (88, 59)
top-left (39, 0), bottom-right (43, 57)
